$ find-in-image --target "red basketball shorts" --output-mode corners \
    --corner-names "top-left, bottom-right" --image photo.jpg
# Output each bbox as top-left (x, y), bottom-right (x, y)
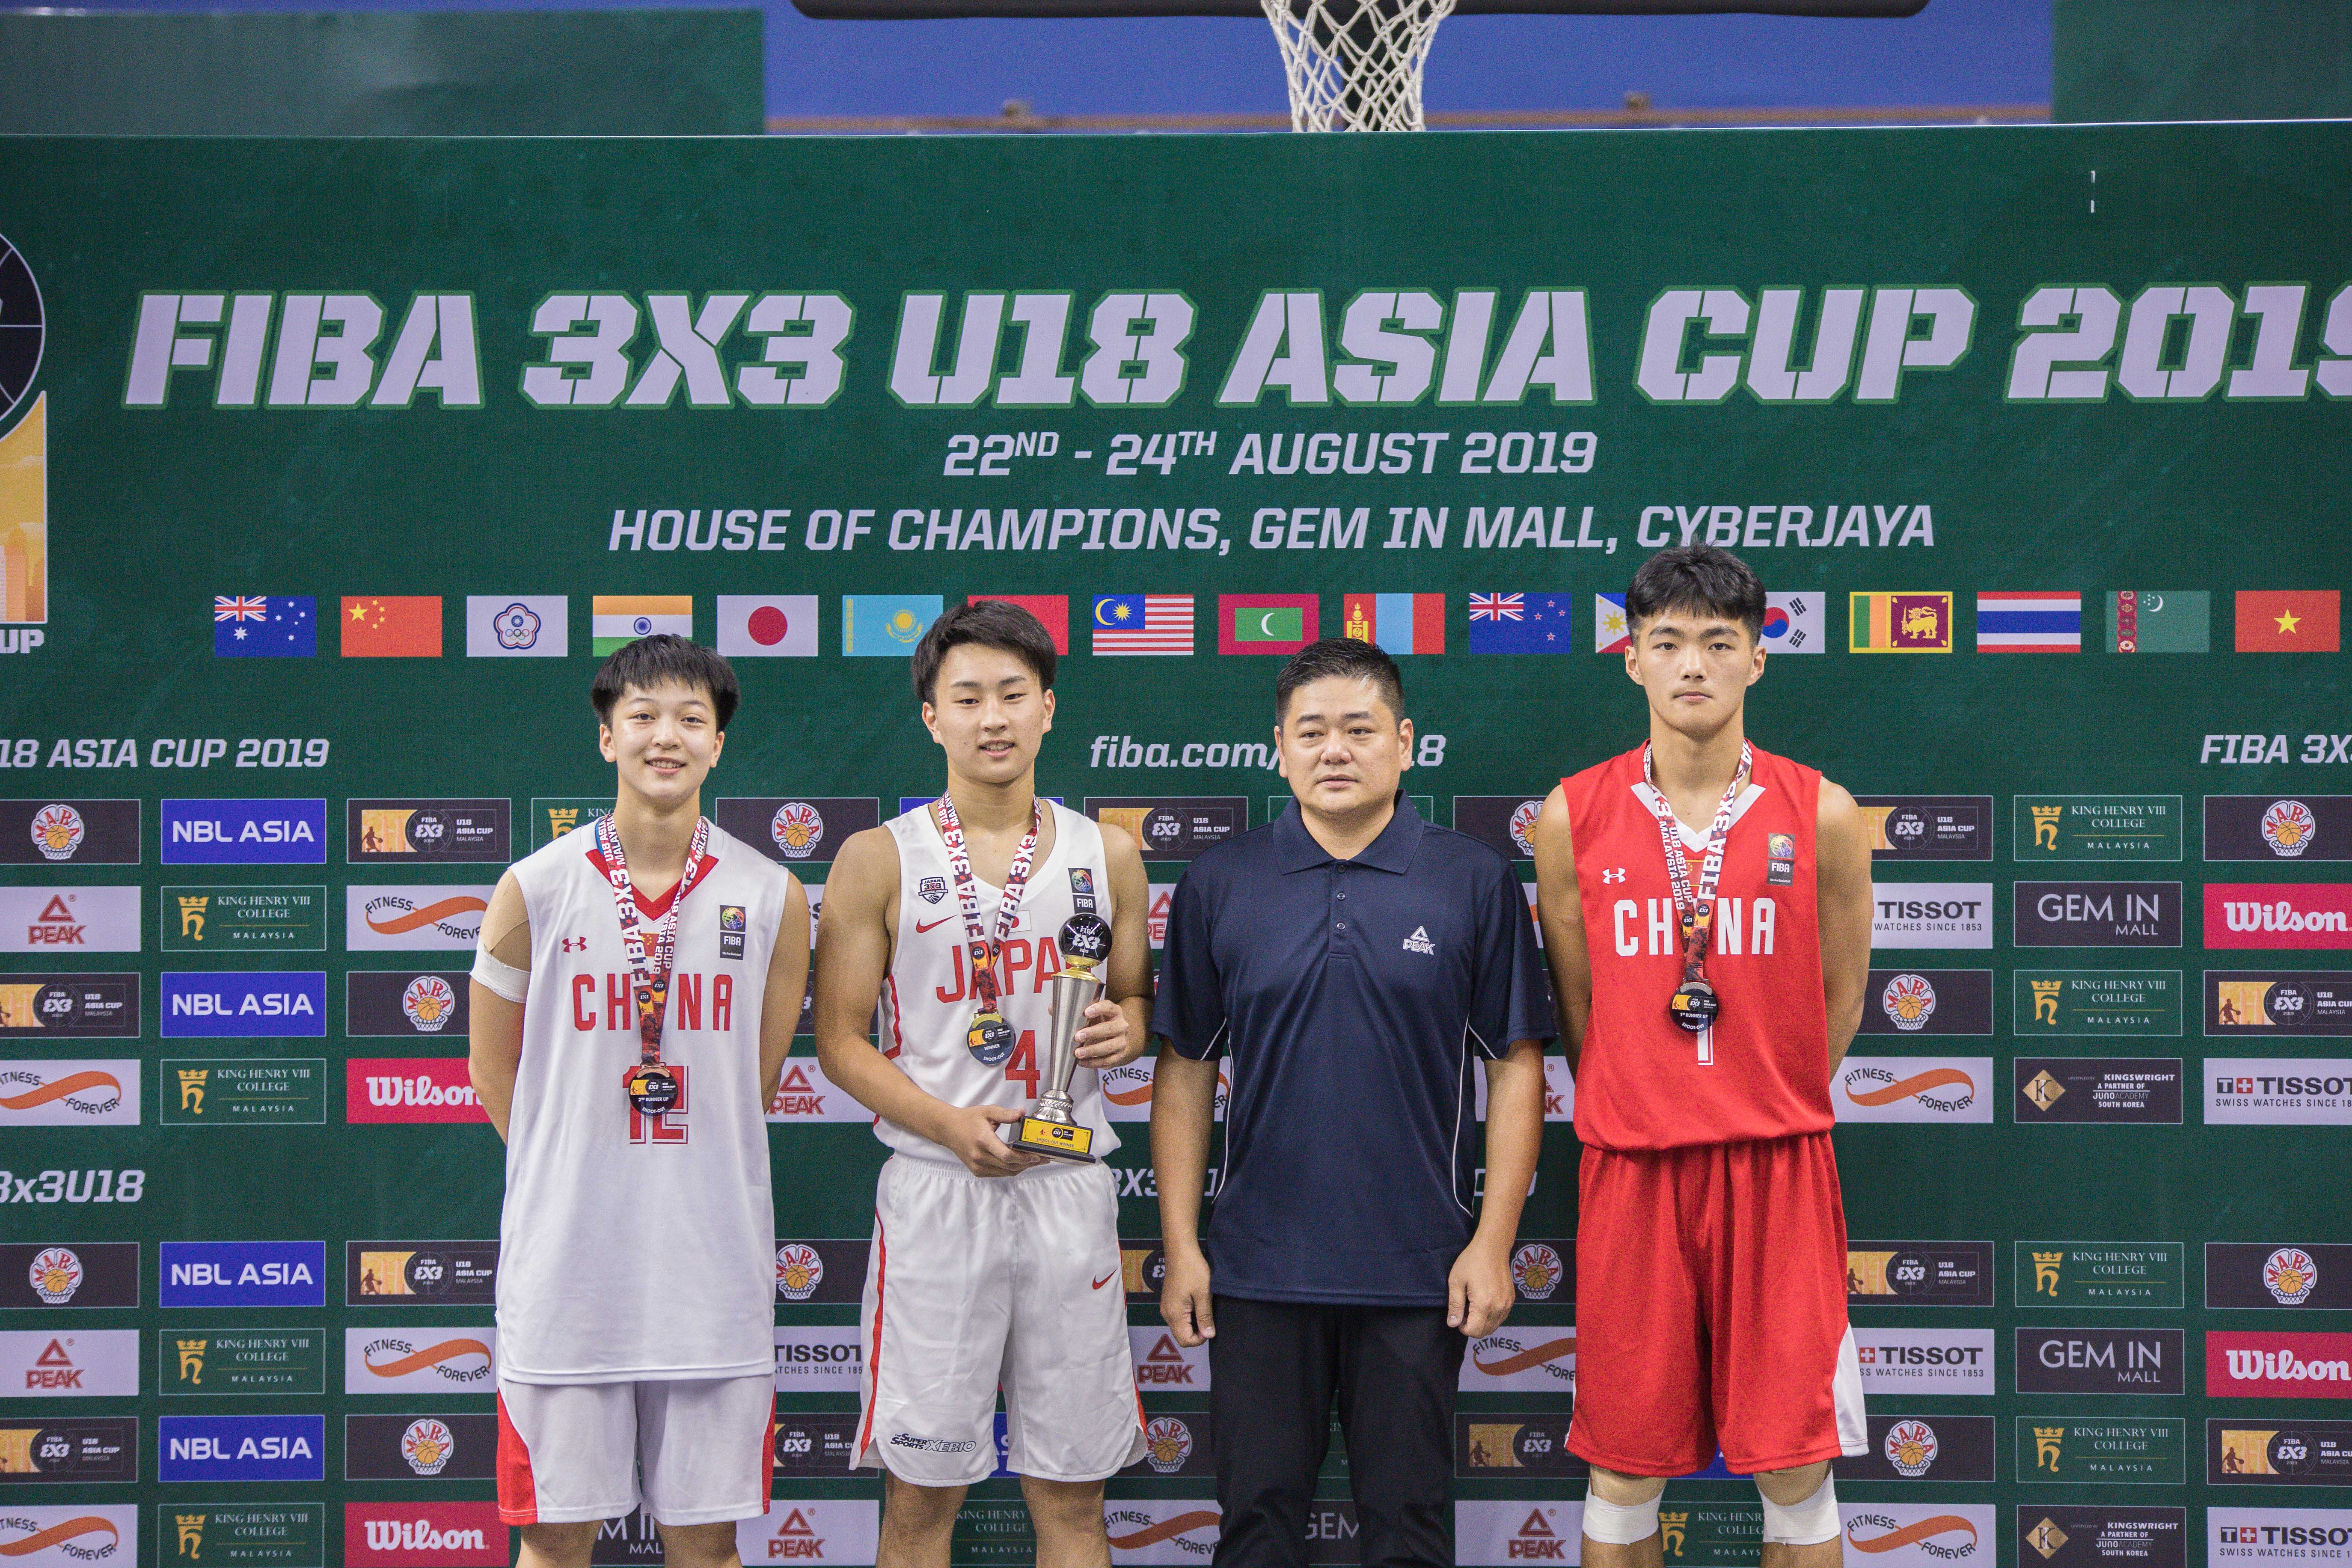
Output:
top-left (1568, 1130), bottom-right (1865, 1477)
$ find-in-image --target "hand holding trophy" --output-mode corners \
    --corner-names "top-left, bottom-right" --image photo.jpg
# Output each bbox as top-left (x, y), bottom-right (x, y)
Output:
top-left (1007, 911), bottom-right (1113, 1162)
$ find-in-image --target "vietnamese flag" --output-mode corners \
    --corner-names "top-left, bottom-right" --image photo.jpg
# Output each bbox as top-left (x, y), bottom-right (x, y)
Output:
top-left (341, 596), bottom-right (444, 657)
top-left (2235, 591), bottom-right (2340, 653)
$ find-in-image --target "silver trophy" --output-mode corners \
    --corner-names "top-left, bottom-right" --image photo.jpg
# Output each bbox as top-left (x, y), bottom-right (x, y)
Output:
top-left (1009, 912), bottom-right (1111, 1163)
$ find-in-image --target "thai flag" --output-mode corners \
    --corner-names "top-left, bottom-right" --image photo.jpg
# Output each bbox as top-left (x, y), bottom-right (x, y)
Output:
top-left (1976, 591), bottom-right (2081, 652)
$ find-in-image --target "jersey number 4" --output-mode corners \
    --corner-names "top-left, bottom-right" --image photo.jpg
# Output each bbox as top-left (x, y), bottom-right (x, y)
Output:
top-left (1004, 1031), bottom-right (1039, 1098)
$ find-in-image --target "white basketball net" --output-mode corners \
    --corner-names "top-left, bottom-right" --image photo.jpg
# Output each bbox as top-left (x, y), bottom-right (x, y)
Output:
top-left (1262, 0), bottom-right (1456, 131)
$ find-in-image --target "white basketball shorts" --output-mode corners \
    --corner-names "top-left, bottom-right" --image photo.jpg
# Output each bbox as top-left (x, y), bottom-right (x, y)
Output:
top-left (855, 1153), bottom-right (1145, 1485)
top-left (497, 1374), bottom-right (774, 1525)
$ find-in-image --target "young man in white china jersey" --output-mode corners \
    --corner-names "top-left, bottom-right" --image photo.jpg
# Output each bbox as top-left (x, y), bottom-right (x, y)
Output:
top-left (815, 600), bottom-right (1153, 1568)
top-left (470, 635), bottom-right (810, 1568)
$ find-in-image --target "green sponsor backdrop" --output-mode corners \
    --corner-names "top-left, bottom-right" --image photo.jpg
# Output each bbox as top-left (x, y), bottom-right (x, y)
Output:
top-left (2, 122), bottom-right (2349, 1562)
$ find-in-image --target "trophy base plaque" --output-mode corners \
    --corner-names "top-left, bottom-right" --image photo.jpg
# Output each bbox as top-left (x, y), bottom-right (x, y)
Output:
top-left (1009, 1116), bottom-right (1096, 1162)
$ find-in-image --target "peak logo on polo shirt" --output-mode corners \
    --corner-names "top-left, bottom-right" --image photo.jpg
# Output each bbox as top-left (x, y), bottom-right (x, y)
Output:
top-left (1403, 925), bottom-right (1436, 956)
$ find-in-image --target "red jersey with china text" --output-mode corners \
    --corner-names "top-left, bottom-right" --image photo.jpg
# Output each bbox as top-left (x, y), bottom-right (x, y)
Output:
top-left (1564, 743), bottom-right (1832, 1151)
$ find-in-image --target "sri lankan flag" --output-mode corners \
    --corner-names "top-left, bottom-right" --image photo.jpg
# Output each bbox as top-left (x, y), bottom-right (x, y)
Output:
top-left (1849, 592), bottom-right (1952, 653)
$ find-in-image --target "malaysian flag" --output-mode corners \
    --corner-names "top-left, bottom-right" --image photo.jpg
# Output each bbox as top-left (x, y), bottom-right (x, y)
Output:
top-left (1092, 594), bottom-right (1194, 656)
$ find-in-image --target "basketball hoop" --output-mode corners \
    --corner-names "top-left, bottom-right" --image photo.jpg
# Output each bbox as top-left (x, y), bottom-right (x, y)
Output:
top-left (1262, 0), bottom-right (1455, 131)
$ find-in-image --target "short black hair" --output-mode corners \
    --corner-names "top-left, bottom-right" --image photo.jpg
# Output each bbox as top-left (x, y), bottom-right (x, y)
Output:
top-left (1274, 637), bottom-right (1406, 722)
top-left (1625, 545), bottom-right (1767, 640)
top-left (912, 599), bottom-right (1057, 705)
top-left (590, 634), bottom-right (740, 730)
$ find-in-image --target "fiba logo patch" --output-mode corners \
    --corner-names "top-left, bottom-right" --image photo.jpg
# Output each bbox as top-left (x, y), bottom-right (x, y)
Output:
top-left (776, 1244), bottom-right (824, 1302)
top-left (1142, 1416), bottom-right (1194, 1474)
top-left (2266, 1247), bottom-right (2319, 1306)
top-left (1507, 800), bottom-right (1542, 857)
top-left (2263, 800), bottom-right (2318, 858)
top-left (28, 1245), bottom-right (82, 1304)
top-left (29, 804), bottom-right (83, 861)
top-left (1883, 1419), bottom-right (1939, 1476)
top-left (1511, 1243), bottom-right (1564, 1300)
top-left (401, 1418), bottom-right (456, 1476)
top-left (1767, 832), bottom-right (1796, 886)
top-left (771, 802), bottom-right (824, 860)
top-left (1881, 974), bottom-right (1939, 1032)
top-left (402, 975), bottom-right (457, 1033)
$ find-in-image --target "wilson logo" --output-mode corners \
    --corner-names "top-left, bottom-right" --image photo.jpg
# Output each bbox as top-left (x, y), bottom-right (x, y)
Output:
top-left (2224, 1349), bottom-right (2351, 1383)
top-left (363, 1521), bottom-right (487, 1553)
top-left (364, 1076), bottom-right (478, 1108)
top-left (2223, 902), bottom-right (2350, 935)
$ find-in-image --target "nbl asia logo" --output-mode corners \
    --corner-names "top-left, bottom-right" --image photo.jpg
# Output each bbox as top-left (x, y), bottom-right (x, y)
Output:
top-left (771, 803), bottom-right (824, 860)
top-left (401, 976), bottom-right (456, 1033)
top-left (29, 804), bottom-right (82, 861)
top-left (2264, 801), bottom-right (2319, 858)
top-left (1511, 1243), bottom-right (1565, 1300)
top-left (776, 1245), bottom-right (824, 1302)
top-left (1884, 1420), bottom-right (1940, 1477)
top-left (1882, 974), bottom-right (1939, 1032)
top-left (2269, 1250), bottom-right (2321, 1306)
top-left (29, 1246), bottom-right (82, 1304)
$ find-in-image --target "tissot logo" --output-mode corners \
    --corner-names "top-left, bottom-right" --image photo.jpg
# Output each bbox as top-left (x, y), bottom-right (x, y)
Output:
top-left (1852, 1330), bottom-right (1995, 1394)
top-left (2211, 1509), bottom-right (2352, 1562)
top-left (2206, 1059), bottom-right (2352, 1124)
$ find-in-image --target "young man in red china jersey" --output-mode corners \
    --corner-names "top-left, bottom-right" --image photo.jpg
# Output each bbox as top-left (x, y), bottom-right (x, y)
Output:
top-left (1531, 547), bottom-right (1875, 1568)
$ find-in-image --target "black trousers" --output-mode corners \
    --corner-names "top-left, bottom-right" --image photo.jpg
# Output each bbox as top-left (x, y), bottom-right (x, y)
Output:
top-left (1208, 1295), bottom-right (1465, 1568)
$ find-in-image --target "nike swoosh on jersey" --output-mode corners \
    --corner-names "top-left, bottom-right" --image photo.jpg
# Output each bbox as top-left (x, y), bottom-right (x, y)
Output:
top-left (1092, 1271), bottom-right (1118, 1291)
top-left (914, 915), bottom-right (956, 934)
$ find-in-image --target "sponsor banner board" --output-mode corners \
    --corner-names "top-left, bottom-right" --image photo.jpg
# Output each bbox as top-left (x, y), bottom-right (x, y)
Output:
top-left (2208, 972), bottom-right (2352, 1035)
top-left (529, 798), bottom-right (612, 851)
top-left (772, 1412), bottom-right (872, 1476)
top-left (1101, 1500), bottom-right (1227, 1566)
top-left (1871, 884), bottom-right (1992, 949)
top-left (1861, 969), bottom-right (1993, 1036)
top-left (0, 1245), bottom-right (138, 1310)
top-left (1836, 1415), bottom-right (1997, 1482)
top-left (772, 1326), bottom-right (865, 1392)
top-left (2014, 970), bottom-right (2182, 1037)
top-left (2206, 1060), bottom-right (2352, 1124)
top-left (346, 1060), bottom-right (487, 1124)
top-left (0, 801), bottom-right (140, 865)
top-left (342, 1328), bottom-right (495, 1394)
top-left (2016, 1508), bottom-right (2185, 1568)
top-left (0, 975), bottom-right (137, 1037)
top-left (2206, 885), bottom-right (2352, 950)
top-left (2014, 796), bottom-right (2183, 862)
top-left (0, 888), bottom-right (140, 952)
top-left (2015, 1328), bottom-right (2184, 1394)
top-left (1456, 1503), bottom-right (1581, 1568)
top-left (160, 1505), bottom-right (325, 1568)
top-left (771, 1240), bottom-right (866, 1305)
top-left (157, 1415), bottom-right (325, 1483)
top-left (1847, 1242), bottom-right (1995, 1307)
top-left (2206, 1243), bottom-right (2351, 1309)
top-left (0, 1417), bottom-right (136, 1482)
top-left (347, 1243), bottom-right (498, 1306)
top-left (1456, 1413), bottom-right (1583, 1478)
top-left (1452, 796), bottom-right (1545, 860)
top-left (343, 1502), bottom-right (506, 1568)
top-left (344, 1413), bottom-right (497, 1479)
top-left (2211, 1510), bottom-right (2352, 1564)
top-left (2211, 1421), bottom-right (2352, 1485)
top-left (715, 797), bottom-right (879, 865)
top-left (1131, 1329), bottom-right (1211, 1391)
top-left (163, 1330), bottom-right (326, 1395)
top-left (160, 887), bottom-right (326, 951)
top-left (2208, 1332), bottom-right (2352, 1398)
top-left (1461, 1328), bottom-right (1576, 1393)
top-left (2205, 796), bottom-right (2352, 861)
top-left (2014, 882), bottom-right (2182, 947)
top-left (1853, 1329), bottom-right (1996, 1395)
top-left (2017, 1417), bottom-right (2187, 1484)
top-left (346, 799), bottom-right (510, 863)
top-left (1086, 798), bottom-right (1247, 861)
top-left (0, 1506), bottom-right (138, 1568)
top-left (1836, 1057), bottom-right (1994, 1123)
top-left (0, 1061), bottom-right (138, 1127)
top-left (346, 970), bottom-right (470, 1037)
top-left (2014, 1058), bottom-right (2183, 1124)
top-left (160, 972), bottom-right (325, 1038)
top-left (161, 1060), bottom-right (329, 1127)
top-left (1121, 1413), bottom-right (1216, 1479)
top-left (1841, 1507), bottom-right (1996, 1568)
top-left (733, 1503), bottom-right (879, 1568)
top-left (160, 800), bottom-right (326, 865)
top-left (766, 1061), bottom-right (873, 1124)
top-left (161, 1242), bottom-right (326, 1308)
top-left (2013, 1243), bottom-right (2184, 1308)
top-left (346, 885), bottom-right (492, 951)
top-left (1857, 796), bottom-right (1994, 860)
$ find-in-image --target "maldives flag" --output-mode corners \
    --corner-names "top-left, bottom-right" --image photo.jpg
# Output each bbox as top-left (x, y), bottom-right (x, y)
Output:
top-left (1217, 594), bottom-right (1318, 655)
top-left (2236, 591), bottom-right (2340, 652)
top-left (340, 596), bottom-right (443, 657)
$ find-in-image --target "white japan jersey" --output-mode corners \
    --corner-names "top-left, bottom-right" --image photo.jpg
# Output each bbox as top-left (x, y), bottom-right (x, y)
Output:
top-left (496, 820), bottom-right (791, 1383)
top-left (880, 800), bottom-right (1119, 1165)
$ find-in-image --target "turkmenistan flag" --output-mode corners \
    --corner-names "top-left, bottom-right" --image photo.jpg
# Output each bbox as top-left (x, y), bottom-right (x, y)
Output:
top-left (2107, 590), bottom-right (2209, 652)
top-left (592, 595), bottom-right (692, 653)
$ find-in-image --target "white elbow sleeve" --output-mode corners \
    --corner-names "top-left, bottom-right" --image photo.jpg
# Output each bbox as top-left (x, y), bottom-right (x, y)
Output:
top-left (471, 949), bottom-right (530, 1004)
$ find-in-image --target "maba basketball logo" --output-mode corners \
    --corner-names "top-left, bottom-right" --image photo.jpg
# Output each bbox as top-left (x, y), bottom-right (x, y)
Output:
top-left (2268, 1248), bottom-right (2320, 1306)
top-left (28, 1247), bottom-right (82, 1305)
top-left (1884, 1420), bottom-right (1940, 1477)
top-left (401, 976), bottom-right (456, 1033)
top-left (2264, 801), bottom-right (2318, 858)
top-left (1142, 1416), bottom-right (1194, 1474)
top-left (775, 1244), bottom-right (824, 1302)
top-left (29, 805), bottom-right (82, 862)
top-left (1507, 801), bottom-right (1542, 857)
top-left (771, 803), bottom-right (824, 860)
top-left (401, 1419), bottom-right (455, 1476)
top-left (1881, 974), bottom-right (1939, 1032)
top-left (1511, 1243), bottom-right (1563, 1300)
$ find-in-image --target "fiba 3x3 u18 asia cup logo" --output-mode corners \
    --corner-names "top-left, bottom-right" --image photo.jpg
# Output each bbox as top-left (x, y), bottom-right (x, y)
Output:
top-left (0, 230), bottom-right (46, 645)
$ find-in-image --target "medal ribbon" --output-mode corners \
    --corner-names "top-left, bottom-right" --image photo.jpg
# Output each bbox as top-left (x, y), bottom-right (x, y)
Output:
top-left (1642, 741), bottom-right (1754, 986)
top-left (594, 812), bottom-right (715, 1066)
top-left (934, 795), bottom-right (1041, 1021)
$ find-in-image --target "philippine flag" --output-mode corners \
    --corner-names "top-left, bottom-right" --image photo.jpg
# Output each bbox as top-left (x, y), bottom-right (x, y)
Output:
top-left (1759, 593), bottom-right (1825, 655)
top-left (1976, 591), bottom-right (2082, 652)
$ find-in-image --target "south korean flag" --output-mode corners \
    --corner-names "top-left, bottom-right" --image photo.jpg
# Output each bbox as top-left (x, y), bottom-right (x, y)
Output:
top-left (1760, 592), bottom-right (1824, 654)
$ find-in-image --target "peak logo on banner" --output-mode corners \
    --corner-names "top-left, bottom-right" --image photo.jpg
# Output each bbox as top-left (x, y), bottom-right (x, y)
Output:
top-left (0, 888), bottom-right (139, 953)
top-left (161, 801), bottom-right (325, 866)
top-left (0, 1330), bottom-right (139, 1395)
top-left (0, 1061), bottom-right (139, 1126)
top-left (346, 1060), bottom-right (486, 1124)
top-left (162, 973), bottom-right (325, 1038)
top-left (464, 596), bottom-right (565, 658)
top-left (718, 595), bottom-right (821, 657)
top-left (344, 1503), bottom-right (504, 1568)
top-left (158, 1416), bottom-right (324, 1482)
top-left (161, 1242), bottom-right (325, 1307)
top-left (1837, 1058), bottom-right (1992, 1122)
top-left (2209, 1333), bottom-right (2352, 1397)
top-left (1130, 1330), bottom-right (1211, 1389)
top-left (766, 1062), bottom-right (869, 1123)
top-left (1455, 1502), bottom-right (1580, 1567)
top-left (733, 1502), bottom-right (879, 1566)
top-left (0, 1507), bottom-right (136, 1568)
top-left (2206, 885), bottom-right (2352, 949)
top-left (343, 1330), bottom-right (494, 1393)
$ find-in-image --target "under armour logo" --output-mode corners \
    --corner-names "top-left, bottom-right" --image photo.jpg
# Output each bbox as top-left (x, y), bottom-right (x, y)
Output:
top-left (1600, 868), bottom-right (1628, 884)
top-left (560, 936), bottom-right (587, 952)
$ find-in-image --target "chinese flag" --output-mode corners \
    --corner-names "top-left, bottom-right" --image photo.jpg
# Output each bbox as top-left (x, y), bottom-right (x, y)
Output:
top-left (341, 596), bottom-right (444, 657)
top-left (2235, 591), bottom-right (2340, 653)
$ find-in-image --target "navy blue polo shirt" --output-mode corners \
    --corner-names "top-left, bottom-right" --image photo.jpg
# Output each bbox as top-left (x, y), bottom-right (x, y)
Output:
top-left (1150, 794), bottom-right (1555, 1306)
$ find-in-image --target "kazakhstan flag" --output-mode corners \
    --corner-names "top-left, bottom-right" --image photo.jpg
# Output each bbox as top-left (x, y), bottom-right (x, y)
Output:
top-left (843, 595), bottom-right (944, 657)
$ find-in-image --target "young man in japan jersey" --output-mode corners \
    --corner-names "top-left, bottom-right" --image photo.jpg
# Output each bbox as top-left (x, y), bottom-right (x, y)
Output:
top-left (813, 600), bottom-right (1153, 1568)
top-left (1531, 548), bottom-right (1875, 1568)
top-left (469, 636), bottom-right (810, 1568)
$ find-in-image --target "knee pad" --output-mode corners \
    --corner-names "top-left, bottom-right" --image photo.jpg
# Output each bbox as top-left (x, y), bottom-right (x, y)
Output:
top-left (1581, 1491), bottom-right (1662, 1546)
top-left (1759, 1472), bottom-right (1839, 1546)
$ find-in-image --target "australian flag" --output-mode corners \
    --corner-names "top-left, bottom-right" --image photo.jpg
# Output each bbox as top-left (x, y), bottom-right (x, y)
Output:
top-left (214, 596), bottom-right (317, 657)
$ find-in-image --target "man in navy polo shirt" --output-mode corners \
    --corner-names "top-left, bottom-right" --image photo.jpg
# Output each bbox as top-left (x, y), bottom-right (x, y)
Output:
top-left (1149, 636), bottom-right (1552, 1568)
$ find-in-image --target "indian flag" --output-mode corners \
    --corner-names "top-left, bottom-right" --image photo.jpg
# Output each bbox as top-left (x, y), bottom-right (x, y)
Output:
top-left (592, 596), bottom-right (692, 654)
